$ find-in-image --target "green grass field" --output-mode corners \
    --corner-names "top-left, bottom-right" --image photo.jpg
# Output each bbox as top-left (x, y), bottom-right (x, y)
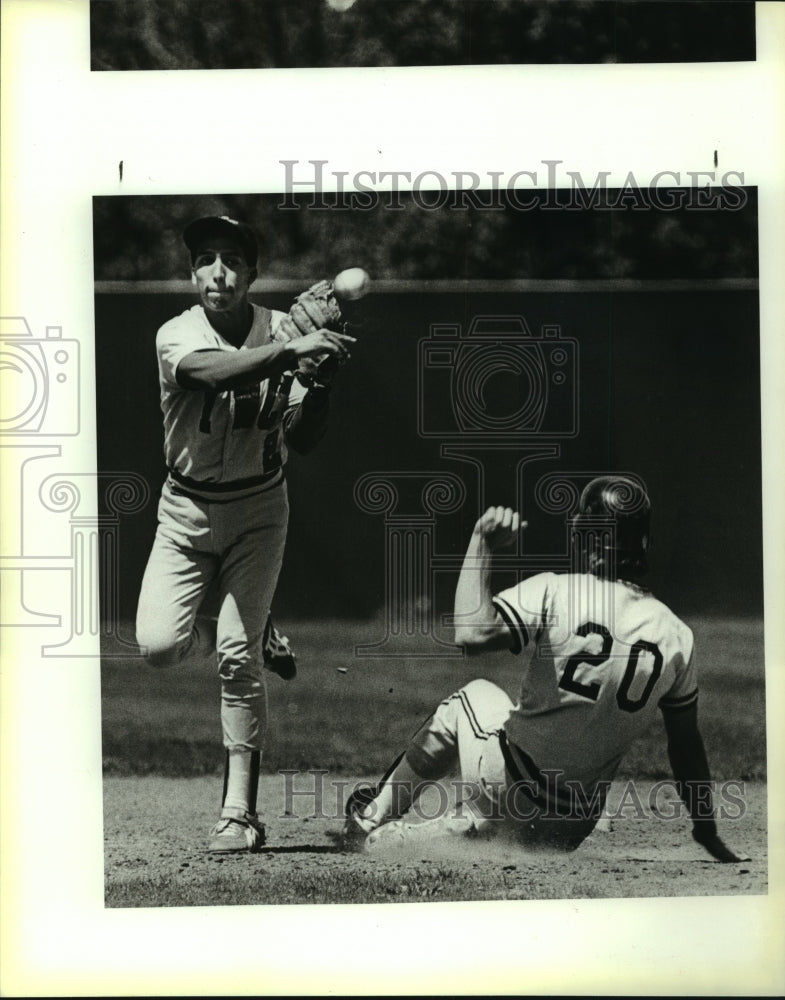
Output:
top-left (102, 615), bottom-right (766, 782)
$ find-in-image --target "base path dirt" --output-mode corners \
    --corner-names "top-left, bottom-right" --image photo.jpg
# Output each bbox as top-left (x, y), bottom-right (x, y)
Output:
top-left (103, 774), bottom-right (767, 907)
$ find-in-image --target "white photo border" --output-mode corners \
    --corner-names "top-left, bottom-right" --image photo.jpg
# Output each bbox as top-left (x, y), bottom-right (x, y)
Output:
top-left (1, 1), bottom-right (783, 995)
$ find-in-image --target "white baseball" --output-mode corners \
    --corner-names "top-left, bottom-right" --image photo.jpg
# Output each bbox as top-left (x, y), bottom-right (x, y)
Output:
top-left (333, 267), bottom-right (371, 301)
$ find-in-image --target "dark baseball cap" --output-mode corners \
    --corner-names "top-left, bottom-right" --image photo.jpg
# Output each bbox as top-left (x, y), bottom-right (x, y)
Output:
top-left (183, 215), bottom-right (258, 266)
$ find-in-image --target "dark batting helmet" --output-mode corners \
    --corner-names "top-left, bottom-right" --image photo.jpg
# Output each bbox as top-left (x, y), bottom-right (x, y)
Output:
top-left (571, 475), bottom-right (651, 582)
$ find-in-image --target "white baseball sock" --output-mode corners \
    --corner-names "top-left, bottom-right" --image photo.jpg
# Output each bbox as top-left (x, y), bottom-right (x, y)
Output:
top-left (222, 749), bottom-right (260, 816)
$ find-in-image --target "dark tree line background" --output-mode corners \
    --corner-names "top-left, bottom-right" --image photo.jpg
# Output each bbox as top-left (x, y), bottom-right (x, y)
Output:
top-left (90, 0), bottom-right (756, 71)
top-left (93, 189), bottom-right (759, 283)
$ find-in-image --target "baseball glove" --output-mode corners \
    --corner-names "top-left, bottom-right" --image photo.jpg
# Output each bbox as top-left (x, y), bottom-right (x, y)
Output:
top-left (276, 280), bottom-right (345, 388)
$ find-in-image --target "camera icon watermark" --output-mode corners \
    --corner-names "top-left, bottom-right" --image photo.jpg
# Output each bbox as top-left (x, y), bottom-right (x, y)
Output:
top-left (0, 315), bottom-right (147, 655)
top-left (0, 317), bottom-right (80, 436)
top-left (418, 316), bottom-right (579, 440)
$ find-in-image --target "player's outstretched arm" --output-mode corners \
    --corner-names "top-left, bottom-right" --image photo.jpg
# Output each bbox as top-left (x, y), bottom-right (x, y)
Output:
top-left (176, 331), bottom-right (354, 392)
top-left (454, 507), bottom-right (526, 654)
top-left (662, 704), bottom-right (749, 863)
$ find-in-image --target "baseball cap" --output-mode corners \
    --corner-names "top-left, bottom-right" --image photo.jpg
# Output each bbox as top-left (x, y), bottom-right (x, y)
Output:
top-left (183, 215), bottom-right (258, 266)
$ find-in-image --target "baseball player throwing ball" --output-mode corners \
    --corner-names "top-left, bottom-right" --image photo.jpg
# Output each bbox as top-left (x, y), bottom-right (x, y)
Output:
top-left (343, 476), bottom-right (747, 863)
top-left (136, 214), bottom-right (364, 852)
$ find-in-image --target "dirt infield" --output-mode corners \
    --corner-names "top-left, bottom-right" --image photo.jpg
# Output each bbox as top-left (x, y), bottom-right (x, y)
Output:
top-left (103, 774), bottom-right (766, 907)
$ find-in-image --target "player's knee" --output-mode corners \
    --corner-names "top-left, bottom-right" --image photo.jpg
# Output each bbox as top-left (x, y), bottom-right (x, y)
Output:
top-left (217, 642), bottom-right (264, 684)
top-left (135, 624), bottom-right (182, 668)
top-left (218, 657), bottom-right (264, 687)
top-left (452, 678), bottom-right (514, 729)
top-left (460, 678), bottom-right (503, 700)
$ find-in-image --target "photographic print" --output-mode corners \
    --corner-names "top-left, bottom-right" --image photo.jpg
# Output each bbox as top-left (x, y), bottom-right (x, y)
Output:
top-left (95, 183), bottom-right (765, 908)
top-left (2, 0), bottom-right (784, 996)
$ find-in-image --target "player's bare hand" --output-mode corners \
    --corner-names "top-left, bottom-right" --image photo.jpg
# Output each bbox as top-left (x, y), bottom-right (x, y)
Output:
top-left (692, 828), bottom-right (750, 864)
top-left (289, 329), bottom-right (356, 361)
top-left (474, 506), bottom-right (527, 550)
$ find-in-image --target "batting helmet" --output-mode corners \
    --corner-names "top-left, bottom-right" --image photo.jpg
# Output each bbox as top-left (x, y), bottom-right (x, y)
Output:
top-left (571, 475), bottom-right (651, 582)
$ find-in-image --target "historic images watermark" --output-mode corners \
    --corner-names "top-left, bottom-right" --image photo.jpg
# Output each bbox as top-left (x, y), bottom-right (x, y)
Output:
top-left (279, 159), bottom-right (748, 211)
top-left (349, 305), bottom-right (645, 655)
top-left (0, 317), bottom-right (80, 437)
top-left (0, 316), bottom-right (149, 656)
top-left (277, 769), bottom-right (748, 824)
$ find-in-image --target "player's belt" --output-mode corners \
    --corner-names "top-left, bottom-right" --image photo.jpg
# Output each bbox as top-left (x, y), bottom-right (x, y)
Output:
top-left (167, 466), bottom-right (284, 503)
top-left (498, 731), bottom-right (606, 820)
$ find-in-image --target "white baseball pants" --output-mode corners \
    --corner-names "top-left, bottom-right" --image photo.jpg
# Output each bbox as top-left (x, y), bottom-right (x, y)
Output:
top-left (406, 678), bottom-right (514, 818)
top-left (136, 478), bottom-right (288, 752)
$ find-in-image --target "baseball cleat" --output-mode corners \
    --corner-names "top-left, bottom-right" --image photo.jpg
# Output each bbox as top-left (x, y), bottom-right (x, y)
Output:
top-left (365, 813), bottom-right (478, 852)
top-left (340, 782), bottom-right (380, 851)
top-left (262, 616), bottom-right (297, 681)
top-left (208, 809), bottom-right (266, 853)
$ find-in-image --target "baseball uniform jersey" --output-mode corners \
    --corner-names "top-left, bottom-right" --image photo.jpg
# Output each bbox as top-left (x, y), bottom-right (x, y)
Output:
top-left (493, 571), bottom-right (697, 789)
top-left (156, 302), bottom-right (307, 501)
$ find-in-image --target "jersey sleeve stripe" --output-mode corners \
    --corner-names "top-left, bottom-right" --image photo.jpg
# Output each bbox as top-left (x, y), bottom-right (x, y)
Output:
top-left (492, 596), bottom-right (528, 654)
top-left (659, 688), bottom-right (699, 712)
